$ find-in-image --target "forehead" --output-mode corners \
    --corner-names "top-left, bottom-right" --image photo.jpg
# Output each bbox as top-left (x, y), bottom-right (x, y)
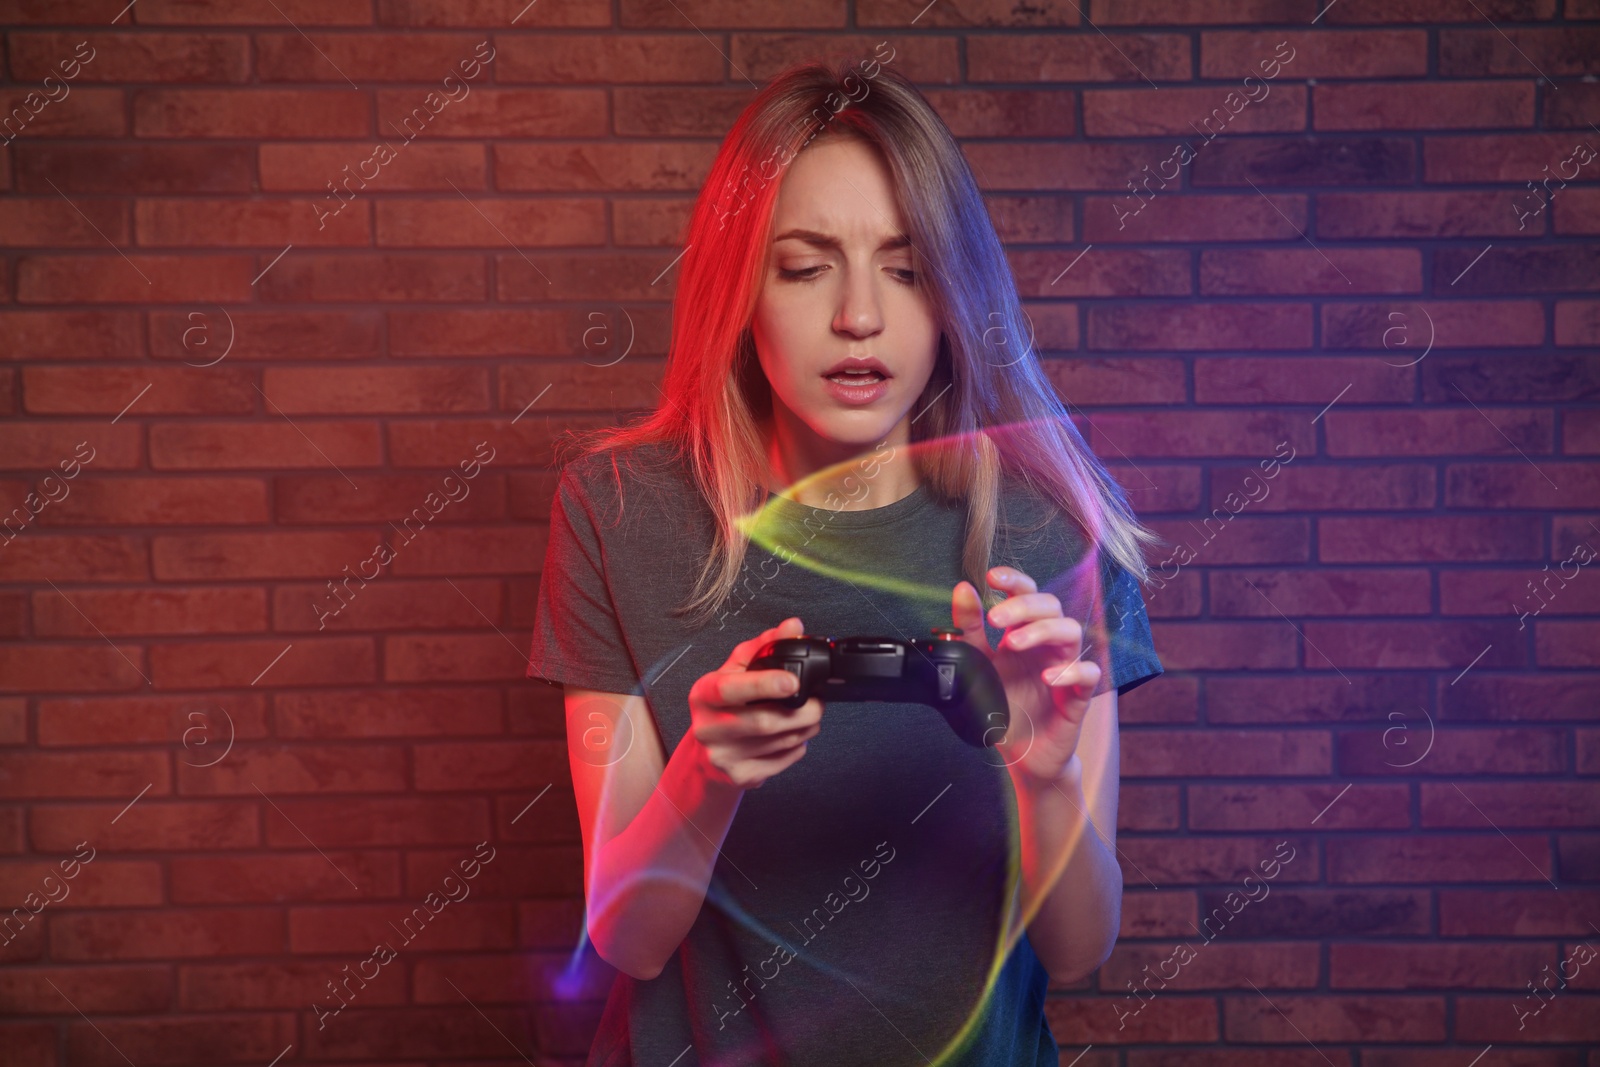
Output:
top-left (770, 136), bottom-right (908, 238)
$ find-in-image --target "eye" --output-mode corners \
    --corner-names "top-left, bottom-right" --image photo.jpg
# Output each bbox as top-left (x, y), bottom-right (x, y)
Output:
top-left (779, 265), bottom-right (827, 281)
top-left (888, 268), bottom-right (917, 285)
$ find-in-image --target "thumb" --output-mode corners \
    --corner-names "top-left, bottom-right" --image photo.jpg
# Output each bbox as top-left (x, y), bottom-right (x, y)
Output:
top-left (952, 581), bottom-right (990, 650)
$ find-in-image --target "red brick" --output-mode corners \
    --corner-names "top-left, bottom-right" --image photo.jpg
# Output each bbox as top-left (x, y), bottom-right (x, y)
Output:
top-left (0, 1026), bottom-right (54, 1067)
top-left (1526, 613), bottom-right (1600, 664)
top-left (1325, 409), bottom-right (1551, 457)
top-left (1544, 80), bottom-right (1600, 127)
top-left (1009, 248), bottom-right (1190, 297)
top-left (29, 477), bottom-right (266, 526)
top-left (134, 198), bottom-right (371, 247)
top-left (274, 687), bottom-right (502, 737)
top-left (31, 800), bottom-right (259, 850)
top-left (1104, 942), bottom-right (1318, 993)
top-left (14, 143), bottom-right (255, 193)
top-left (1424, 132), bottom-right (1598, 182)
top-left (1222, 993), bottom-right (1444, 1042)
top-left (64, 1017), bottom-right (297, 1067)
top-left (1447, 675), bottom-right (1600, 724)
top-left (1330, 942), bottom-right (1552, 989)
top-left (1556, 300), bottom-right (1600, 346)
top-left (1046, 996), bottom-right (1218, 1044)
top-left (0, 423), bottom-right (140, 470)
top-left (136, 0), bottom-right (372, 23)
top-left (175, 959), bottom-right (406, 1010)
top-left (1319, 516), bottom-right (1542, 562)
top-left (0, 534), bottom-right (147, 584)
top-left (260, 141), bottom-right (486, 192)
top-left (612, 197), bottom-right (695, 246)
top-left (1322, 300), bottom-right (1544, 349)
top-left (858, 0), bottom-right (1078, 24)
top-left (386, 308), bottom-right (576, 357)
top-left (1096, 0), bottom-right (1314, 23)
top-left (170, 851), bottom-right (400, 902)
top-left (1191, 136), bottom-right (1415, 186)
top-left (1441, 565), bottom-right (1600, 617)
top-left (0, 964), bottom-right (170, 1014)
top-left (1188, 784), bottom-right (1411, 830)
top-left (619, 0), bottom-right (844, 27)
top-left (1437, 245), bottom-right (1600, 294)
top-left (287, 900), bottom-right (514, 955)
top-left (515, 902), bottom-right (585, 953)
top-left (1194, 354), bottom-right (1412, 405)
top-left (51, 908), bottom-right (288, 960)
top-left (1089, 303), bottom-right (1311, 350)
top-left (0, 199), bottom-right (128, 247)
top-left (148, 309), bottom-right (384, 362)
top-left (150, 635), bottom-right (378, 687)
top-left (0, 643), bottom-right (148, 693)
top-left (24, 366), bottom-right (256, 415)
top-left (262, 797), bottom-right (489, 847)
top-left (969, 33), bottom-right (1191, 82)
top-left (614, 86), bottom-right (757, 138)
top-left (1440, 890), bottom-right (1600, 936)
top-left (0, 310), bottom-right (142, 361)
top-left (0, 751), bottom-right (168, 798)
top-left (149, 421), bottom-right (383, 471)
top-left (1084, 85), bottom-right (1306, 137)
top-left (1315, 81), bottom-right (1534, 130)
top-left (1139, 620), bottom-right (1299, 671)
top-left (1455, 992), bottom-right (1600, 1042)
top-left (173, 743), bottom-right (406, 799)
top-left (1448, 462), bottom-right (1600, 510)
top-left (1200, 248), bottom-right (1420, 294)
top-left (1323, 0), bottom-right (1555, 19)
top-left (1555, 187), bottom-right (1600, 235)
top-left (384, 630), bottom-right (539, 682)
top-left (256, 31), bottom-right (483, 80)
top-left (1203, 675), bottom-right (1433, 726)
top-left (1086, 193), bottom-right (1308, 242)
top-left (494, 142), bottom-right (714, 191)
top-left (1125, 731), bottom-right (1330, 777)
top-left (1216, 889), bottom-right (1433, 937)
top-left (1317, 190), bottom-right (1532, 238)
top-left (1328, 835), bottom-right (1554, 883)
top-left (495, 34), bottom-right (722, 82)
top-left (0, 88), bottom-right (125, 138)
top-left (0, 858), bottom-right (162, 905)
top-left (33, 585), bottom-right (268, 633)
top-left (132, 89), bottom-right (370, 138)
top-left (149, 531), bottom-right (381, 581)
top-left (1203, 30), bottom-right (1427, 78)
top-left (1120, 784), bottom-right (1181, 830)
top-left (924, 89), bottom-right (1078, 138)
top-left (1213, 564), bottom-right (1431, 616)
top-left (17, 254), bottom-right (253, 304)
top-left (258, 366), bottom-right (488, 415)
top-left (1305, 620), bottom-right (1528, 671)
top-left (1043, 357), bottom-right (1186, 406)
top-left (1337, 726), bottom-right (1561, 777)
top-left (5, 0), bottom-right (137, 21)
top-left (1423, 782), bottom-right (1600, 829)
top-left (9, 32), bottom-right (249, 82)
top-left (412, 741), bottom-right (565, 791)
top-left (374, 197), bottom-right (605, 247)
top-left (405, 843), bottom-right (580, 898)
top-left (299, 1004), bottom-right (533, 1060)
top-left (1440, 27), bottom-right (1600, 75)
top-left (731, 33), bottom-right (960, 82)
top-left (256, 253), bottom-right (486, 303)
top-left (375, 88), bottom-right (605, 138)
top-left (983, 195), bottom-right (1075, 244)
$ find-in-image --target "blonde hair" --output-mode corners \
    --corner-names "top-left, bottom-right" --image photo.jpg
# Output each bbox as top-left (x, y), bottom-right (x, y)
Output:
top-left (555, 58), bottom-right (1165, 627)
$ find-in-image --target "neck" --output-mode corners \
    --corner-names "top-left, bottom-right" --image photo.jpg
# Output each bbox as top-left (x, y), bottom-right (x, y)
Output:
top-left (763, 414), bottom-right (917, 511)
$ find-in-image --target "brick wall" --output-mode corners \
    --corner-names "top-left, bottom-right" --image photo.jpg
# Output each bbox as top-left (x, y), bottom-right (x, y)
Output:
top-left (1, 0), bottom-right (1597, 1063)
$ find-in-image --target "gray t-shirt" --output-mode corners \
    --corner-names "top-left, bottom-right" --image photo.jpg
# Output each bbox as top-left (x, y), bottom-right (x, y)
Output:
top-left (527, 441), bottom-right (1162, 1067)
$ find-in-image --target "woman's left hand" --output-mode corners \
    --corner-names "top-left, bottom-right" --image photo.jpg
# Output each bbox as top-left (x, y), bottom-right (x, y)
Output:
top-left (951, 566), bottom-right (1101, 786)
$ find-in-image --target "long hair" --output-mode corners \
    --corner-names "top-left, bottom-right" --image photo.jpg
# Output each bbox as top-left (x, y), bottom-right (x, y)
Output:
top-left (555, 55), bottom-right (1165, 627)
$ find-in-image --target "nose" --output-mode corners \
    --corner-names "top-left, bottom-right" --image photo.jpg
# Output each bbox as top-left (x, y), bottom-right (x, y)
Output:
top-left (832, 264), bottom-right (884, 339)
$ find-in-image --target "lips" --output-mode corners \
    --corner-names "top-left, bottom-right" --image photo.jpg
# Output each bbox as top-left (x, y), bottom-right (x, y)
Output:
top-left (822, 356), bottom-right (891, 385)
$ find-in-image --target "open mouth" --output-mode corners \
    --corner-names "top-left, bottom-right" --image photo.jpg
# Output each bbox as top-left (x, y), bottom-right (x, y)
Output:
top-left (824, 368), bottom-right (888, 386)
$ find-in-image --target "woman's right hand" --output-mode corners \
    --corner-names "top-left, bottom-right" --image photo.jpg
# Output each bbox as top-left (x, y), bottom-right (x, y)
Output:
top-left (687, 616), bottom-right (822, 790)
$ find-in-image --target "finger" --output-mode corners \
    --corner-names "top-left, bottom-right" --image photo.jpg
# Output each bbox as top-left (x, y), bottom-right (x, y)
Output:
top-left (741, 720), bottom-right (821, 759)
top-left (987, 566), bottom-right (1038, 596)
top-left (725, 616), bottom-right (804, 670)
top-left (990, 591), bottom-right (1063, 632)
top-left (709, 667), bottom-right (802, 709)
top-left (1042, 657), bottom-right (1101, 692)
top-left (952, 581), bottom-right (991, 650)
top-left (1001, 614), bottom-right (1082, 654)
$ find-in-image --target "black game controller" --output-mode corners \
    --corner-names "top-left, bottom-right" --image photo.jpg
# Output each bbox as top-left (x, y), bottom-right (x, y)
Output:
top-left (746, 628), bottom-right (1009, 749)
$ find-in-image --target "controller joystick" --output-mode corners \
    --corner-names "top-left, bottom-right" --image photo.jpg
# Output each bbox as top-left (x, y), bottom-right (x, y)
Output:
top-left (746, 629), bottom-right (1009, 749)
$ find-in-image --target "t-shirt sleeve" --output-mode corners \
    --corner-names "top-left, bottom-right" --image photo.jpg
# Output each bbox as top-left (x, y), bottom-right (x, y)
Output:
top-left (526, 465), bottom-right (642, 694)
top-left (1099, 553), bottom-right (1163, 698)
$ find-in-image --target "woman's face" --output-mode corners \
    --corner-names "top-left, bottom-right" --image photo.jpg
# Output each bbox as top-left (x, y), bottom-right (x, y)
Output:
top-left (751, 135), bottom-right (941, 455)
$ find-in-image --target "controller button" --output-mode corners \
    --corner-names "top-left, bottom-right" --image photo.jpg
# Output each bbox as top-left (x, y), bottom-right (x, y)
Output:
top-left (930, 627), bottom-right (963, 640)
top-left (936, 662), bottom-right (957, 701)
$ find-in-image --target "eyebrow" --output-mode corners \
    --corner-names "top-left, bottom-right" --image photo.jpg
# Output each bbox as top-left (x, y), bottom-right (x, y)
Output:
top-left (772, 228), bottom-right (911, 252)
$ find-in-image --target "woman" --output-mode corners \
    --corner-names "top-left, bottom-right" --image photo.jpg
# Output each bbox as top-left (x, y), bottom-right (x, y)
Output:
top-left (528, 56), bottom-right (1165, 1067)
